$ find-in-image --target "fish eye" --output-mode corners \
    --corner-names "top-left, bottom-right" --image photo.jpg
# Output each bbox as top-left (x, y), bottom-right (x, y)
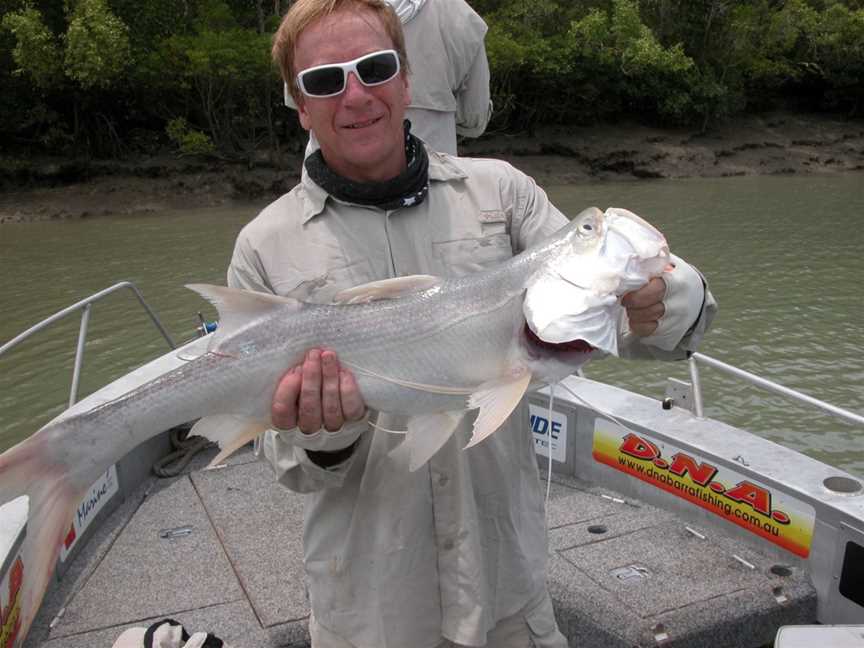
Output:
top-left (582, 223), bottom-right (593, 231)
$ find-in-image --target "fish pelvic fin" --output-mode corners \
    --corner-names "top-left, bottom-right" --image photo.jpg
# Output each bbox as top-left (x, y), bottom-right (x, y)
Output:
top-left (0, 428), bottom-right (82, 645)
top-left (464, 369), bottom-right (532, 450)
top-left (332, 275), bottom-right (441, 304)
top-left (397, 411), bottom-right (464, 472)
top-left (186, 284), bottom-right (302, 353)
top-left (189, 415), bottom-right (270, 467)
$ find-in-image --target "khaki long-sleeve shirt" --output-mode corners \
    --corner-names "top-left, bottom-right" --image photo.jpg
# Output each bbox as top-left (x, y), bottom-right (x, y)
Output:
top-left (227, 151), bottom-right (716, 647)
top-left (400, 0), bottom-right (492, 153)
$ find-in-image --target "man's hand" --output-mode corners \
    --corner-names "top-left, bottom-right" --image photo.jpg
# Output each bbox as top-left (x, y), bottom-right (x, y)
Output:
top-left (622, 276), bottom-right (667, 337)
top-left (271, 348), bottom-right (366, 433)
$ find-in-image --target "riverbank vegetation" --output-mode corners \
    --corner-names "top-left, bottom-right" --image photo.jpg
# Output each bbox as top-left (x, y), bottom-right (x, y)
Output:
top-left (1, 0), bottom-right (862, 163)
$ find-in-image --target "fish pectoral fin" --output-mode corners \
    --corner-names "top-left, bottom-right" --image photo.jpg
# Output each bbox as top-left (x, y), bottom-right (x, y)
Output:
top-left (332, 275), bottom-right (441, 304)
top-left (401, 411), bottom-right (465, 472)
top-left (189, 415), bottom-right (269, 467)
top-left (464, 369), bottom-right (532, 450)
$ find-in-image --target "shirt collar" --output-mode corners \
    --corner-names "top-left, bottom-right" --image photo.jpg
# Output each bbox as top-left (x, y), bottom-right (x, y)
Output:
top-left (298, 148), bottom-right (468, 224)
top-left (385, 0), bottom-right (426, 23)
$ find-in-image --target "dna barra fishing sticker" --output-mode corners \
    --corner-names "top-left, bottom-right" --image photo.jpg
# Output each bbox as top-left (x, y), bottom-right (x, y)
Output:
top-left (592, 420), bottom-right (815, 557)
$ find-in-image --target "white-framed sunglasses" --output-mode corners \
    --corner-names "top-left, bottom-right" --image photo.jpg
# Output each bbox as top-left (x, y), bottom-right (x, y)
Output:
top-left (295, 49), bottom-right (401, 98)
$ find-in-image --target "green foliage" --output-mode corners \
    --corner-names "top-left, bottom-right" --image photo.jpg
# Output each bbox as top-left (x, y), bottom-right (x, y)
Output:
top-left (64, 0), bottom-right (130, 88)
top-left (484, 0), bottom-right (709, 127)
top-left (166, 116), bottom-right (216, 156)
top-left (2, 0), bottom-right (863, 157)
top-left (143, 1), bottom-right (277, 154)
top-left (569, 0), bottom-right (701, 123)
top-left (2, 5), bottom-right (61, 88)
top-left (815, 4), bottom-right (864, 113)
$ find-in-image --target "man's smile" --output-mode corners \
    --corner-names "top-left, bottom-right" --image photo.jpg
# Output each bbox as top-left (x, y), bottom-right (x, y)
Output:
top-left (343, 116), bottom-right (382, 129)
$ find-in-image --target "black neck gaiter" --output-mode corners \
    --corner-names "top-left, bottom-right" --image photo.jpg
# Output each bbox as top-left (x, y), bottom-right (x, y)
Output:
top-left (304, 120), bottom-right (429, 210)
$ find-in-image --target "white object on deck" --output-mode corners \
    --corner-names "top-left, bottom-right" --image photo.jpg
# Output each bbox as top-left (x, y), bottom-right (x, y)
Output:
top-left (774, 625), bottom-right (864, 647)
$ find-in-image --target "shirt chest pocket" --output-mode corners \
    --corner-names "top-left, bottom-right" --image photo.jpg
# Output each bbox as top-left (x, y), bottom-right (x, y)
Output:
top-left (431, 210), bottom-right (513, 275)
top-left (273, 258), bottom-right (375, 303)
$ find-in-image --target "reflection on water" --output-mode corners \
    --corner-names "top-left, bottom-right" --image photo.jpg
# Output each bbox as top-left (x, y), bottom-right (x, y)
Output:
top-left (0, 175), bottom-right (862, 476)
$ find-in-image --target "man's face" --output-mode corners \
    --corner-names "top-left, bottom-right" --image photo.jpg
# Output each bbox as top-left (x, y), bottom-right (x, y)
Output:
top-left (294, 9), bottom-right (411, 183)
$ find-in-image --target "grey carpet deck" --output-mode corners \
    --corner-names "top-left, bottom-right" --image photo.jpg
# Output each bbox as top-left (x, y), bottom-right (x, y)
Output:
top-left (25, 447), bottom-right (815, 648)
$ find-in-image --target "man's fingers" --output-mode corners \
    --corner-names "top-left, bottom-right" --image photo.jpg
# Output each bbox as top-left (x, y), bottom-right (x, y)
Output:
top-left (621, 277), bottom-right (666, 309)
top-left (623, 276), bottom-right (666, 337)
top-left (271, 366), bottom-right (302, 430)
top-left (627, 301), bottom-right (665, 324)
top-left (272, 349), bottom-right (365, 434)
top-left (321, 350), bottom-right (344, 431)
top-left (623, 277), bottom-right (666, 337)
top-left (298, 349), bottom-right (323, 433)
top-left (340, 369), bottom-right (366, 421)
top-left (627, 302), bottom-right (665, 336)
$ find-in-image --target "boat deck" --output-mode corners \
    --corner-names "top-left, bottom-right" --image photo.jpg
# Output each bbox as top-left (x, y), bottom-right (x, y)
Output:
top-left (24, 445), bottom-right (816, 648)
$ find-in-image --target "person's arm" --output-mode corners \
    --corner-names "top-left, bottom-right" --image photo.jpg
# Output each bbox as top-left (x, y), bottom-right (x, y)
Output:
top-left (618, 255), bottom-right (717, 360)
top-left (505, 166), bottom-right (715, 359)
top-left (227, 236), bottom-right (368, 492)
top-left (455, 42), bottom-right (492, 138)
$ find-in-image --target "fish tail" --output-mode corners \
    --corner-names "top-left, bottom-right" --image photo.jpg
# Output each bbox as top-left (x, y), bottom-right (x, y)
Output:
top-left (0, 430), bottom-right (81, 644)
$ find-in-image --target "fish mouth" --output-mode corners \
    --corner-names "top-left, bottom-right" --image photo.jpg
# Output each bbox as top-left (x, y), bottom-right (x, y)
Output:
top-left (523, 323), bottom-right (594, 353)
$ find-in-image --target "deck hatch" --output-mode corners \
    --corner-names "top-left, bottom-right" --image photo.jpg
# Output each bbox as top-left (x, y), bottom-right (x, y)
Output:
top-left (839, 540), bottom-right (864, 607)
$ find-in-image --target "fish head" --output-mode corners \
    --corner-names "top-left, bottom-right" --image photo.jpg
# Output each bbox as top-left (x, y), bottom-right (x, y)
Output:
top-left (523, 206), bottom-right (671, 354)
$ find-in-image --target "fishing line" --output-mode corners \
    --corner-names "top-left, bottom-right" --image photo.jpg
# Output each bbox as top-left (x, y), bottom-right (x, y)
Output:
top-left (544, 383), bottom-right (555, 519)
top-left (556, 380), bottom-right (642, 438)
top-left (368, 419), bottom-right (408, 434)
top-left (341, 360), bottom-right (474, 396)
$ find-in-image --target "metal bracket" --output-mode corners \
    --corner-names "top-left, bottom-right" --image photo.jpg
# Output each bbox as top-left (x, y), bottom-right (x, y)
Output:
top-left (652, 623), bottom-right (670, 644)
top-left (611, 564), bottom-right (650, 583)
top-left (663, 378), bottom-right (696, 414)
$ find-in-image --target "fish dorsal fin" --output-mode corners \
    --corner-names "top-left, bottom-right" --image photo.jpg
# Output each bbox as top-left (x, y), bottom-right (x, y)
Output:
top-left (464, 369), bottom-right (532, 450)
top-left (333, 275), bottom-right (441, 304)
top-left (189, 414), bottom-right (270, 467)
top-left (393, 411), bottom-right (464, 471)
top-left (186, 284), bottom-right (301, 350)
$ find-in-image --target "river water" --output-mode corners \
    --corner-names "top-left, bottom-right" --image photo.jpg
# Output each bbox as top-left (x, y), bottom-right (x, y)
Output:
top-left (1, 174), bottom-right (862, 476)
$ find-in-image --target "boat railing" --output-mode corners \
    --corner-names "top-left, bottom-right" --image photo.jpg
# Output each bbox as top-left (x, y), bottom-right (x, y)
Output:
top-left (0, 281), bottom-right (176, 408)
top-left (687, 352), bottom-right (864, 427)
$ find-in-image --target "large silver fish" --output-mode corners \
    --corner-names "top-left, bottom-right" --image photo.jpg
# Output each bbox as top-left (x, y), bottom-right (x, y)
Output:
top-left (0, 206), bottom-right (669, 642)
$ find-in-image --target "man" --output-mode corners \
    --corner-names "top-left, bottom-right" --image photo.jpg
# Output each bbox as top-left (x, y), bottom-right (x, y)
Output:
top-left (390, 0), bottom-right (491, 153)
top-left (228, 1), bottom-right (716, 646)
top-left (284, 0), bottom-right (490, 155)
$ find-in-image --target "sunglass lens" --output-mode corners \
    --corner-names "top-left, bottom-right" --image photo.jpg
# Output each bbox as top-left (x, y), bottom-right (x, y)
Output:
top-left (357, 52), bottom-right (398, 85)
top-left (302, 67), bottom-right (344, 96)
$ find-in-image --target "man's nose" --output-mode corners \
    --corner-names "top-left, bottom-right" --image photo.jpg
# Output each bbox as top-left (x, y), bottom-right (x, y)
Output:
top-left (342, 72), bottom-right (372, 103)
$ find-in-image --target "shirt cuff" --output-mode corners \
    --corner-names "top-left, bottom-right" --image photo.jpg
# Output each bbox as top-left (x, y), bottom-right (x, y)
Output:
top-left (274, 415), bottom-right (368, 452)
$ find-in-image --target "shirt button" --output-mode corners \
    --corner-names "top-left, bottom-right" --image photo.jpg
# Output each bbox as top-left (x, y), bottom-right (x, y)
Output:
top-left (442, 539), bottom-right (455, 551)
top-left (438, 474), bottom-right (449, 487)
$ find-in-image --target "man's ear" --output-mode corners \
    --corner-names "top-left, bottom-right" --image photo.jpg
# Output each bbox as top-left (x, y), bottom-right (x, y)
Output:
top-left (297, 98), bottom-right (312, 131)
top-left (402, 72), bottom-right (411, 106)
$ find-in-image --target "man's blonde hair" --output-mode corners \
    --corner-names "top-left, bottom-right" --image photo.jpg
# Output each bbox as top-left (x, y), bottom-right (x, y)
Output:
top-left (273, 0), bottom-right (409, 106)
